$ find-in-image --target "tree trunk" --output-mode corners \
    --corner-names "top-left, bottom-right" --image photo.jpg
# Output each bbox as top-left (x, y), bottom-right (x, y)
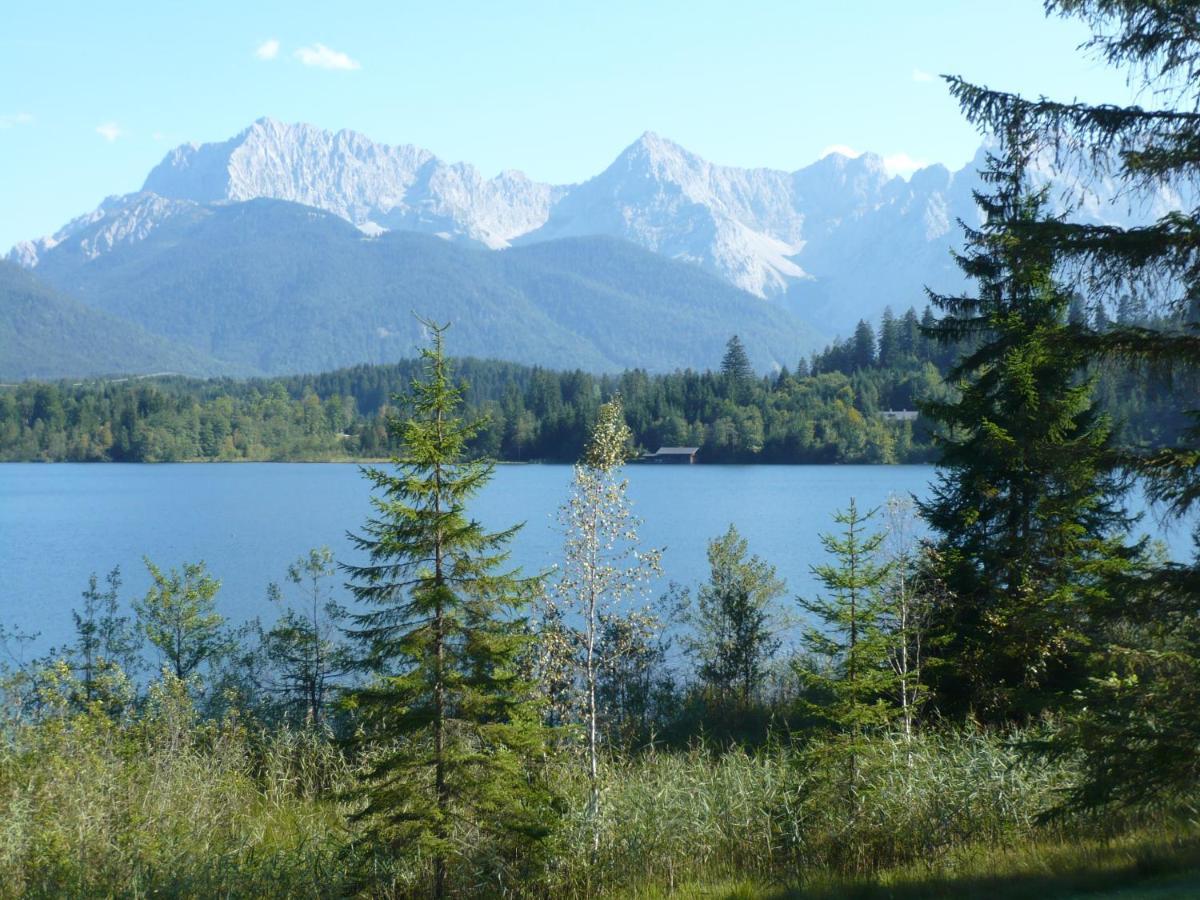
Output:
top-left (587, 506), bottom-right (600, 856)
top-left (433, 451), bottom-right (449, 899)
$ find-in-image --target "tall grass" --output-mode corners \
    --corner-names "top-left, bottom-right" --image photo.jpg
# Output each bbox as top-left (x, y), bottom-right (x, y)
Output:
top-left (0, 699), bottom-right (1189, 898)
top-left (540, 730), bottom-right (1079, 896)
top-left (0, 690), bottom-right (358, 897)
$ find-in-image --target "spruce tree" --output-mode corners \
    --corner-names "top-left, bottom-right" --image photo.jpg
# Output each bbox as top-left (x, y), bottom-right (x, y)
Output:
top-left (721, 334), bottom-right (753, 381)
top-left (941, 0), bottom-right (1200, 807)
top-left (342, 321), bottom-right (553, 896)
top-left (919, 127), bottom-right (1137, 724)
top-left (900, 307), bottom-right (922, 359)
top-left (721, 335), bottom-right (754, 402)
top-left (878, 306), bottom-right (900, 369)
top-left (852, 320), bottom-right (878, 370)
top-left (797, 500), bottom-right (896, 793)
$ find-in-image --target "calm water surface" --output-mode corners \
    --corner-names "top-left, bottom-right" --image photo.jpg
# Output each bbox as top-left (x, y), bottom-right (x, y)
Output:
top-left (0, 463), bottom-right (1192, 651)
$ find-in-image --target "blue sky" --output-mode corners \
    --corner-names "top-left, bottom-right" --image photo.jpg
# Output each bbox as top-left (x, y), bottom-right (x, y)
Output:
top-left (1, 0), bottom-right (1139, 250)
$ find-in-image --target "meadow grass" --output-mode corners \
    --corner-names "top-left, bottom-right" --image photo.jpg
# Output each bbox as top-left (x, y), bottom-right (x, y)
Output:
top-left (625, 827), bottom-right (1200, 899)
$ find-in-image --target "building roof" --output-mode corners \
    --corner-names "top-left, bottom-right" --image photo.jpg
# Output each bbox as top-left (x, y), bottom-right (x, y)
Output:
top-left (651, 446), bottom-right (700, 455)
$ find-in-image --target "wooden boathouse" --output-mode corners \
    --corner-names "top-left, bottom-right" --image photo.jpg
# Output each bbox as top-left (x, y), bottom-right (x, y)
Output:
top-left (642, 446), bottom-right (700, 464)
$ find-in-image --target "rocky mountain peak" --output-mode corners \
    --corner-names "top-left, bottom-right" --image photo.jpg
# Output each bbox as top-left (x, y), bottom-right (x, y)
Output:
top-left (141, 120), bottom-right (553, 248)
top-left (12, 118), bottom-right (1185, 336)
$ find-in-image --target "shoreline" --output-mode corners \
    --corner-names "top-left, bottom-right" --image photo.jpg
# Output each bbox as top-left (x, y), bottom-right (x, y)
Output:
top-left (0, 458), bottom-right (938, 467)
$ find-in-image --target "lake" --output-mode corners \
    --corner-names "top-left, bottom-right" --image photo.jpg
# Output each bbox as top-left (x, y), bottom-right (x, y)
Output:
top-left (0, 463), bottom-right (1193, 653)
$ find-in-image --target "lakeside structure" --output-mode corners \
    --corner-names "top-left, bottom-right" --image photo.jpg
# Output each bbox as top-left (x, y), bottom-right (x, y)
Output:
top-left (642, 446), bottom-right (700, 464)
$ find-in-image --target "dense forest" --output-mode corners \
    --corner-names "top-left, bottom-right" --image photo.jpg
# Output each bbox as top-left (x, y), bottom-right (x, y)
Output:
top-left (0, 300), bottom-right (1191, 465)
top-left (3, 3), bottom-right (1200, 898)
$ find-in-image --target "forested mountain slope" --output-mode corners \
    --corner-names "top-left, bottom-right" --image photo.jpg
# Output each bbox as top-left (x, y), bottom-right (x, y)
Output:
top-left (24, 199), bottom-right (819, 377)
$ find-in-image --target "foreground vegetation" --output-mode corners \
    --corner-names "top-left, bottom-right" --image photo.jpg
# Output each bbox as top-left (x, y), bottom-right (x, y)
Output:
top-left (4, 685), bottom-right (1196, 898)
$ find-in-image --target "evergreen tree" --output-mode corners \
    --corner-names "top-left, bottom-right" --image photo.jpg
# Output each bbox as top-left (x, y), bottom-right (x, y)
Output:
top-left (899, 307), bottom-right (922, 359)
top-left (773, 364), bottom-right (792, 391)
top-left (689, 524), bottom-right (785, 708)
top-left (1116, 293), bottom-right (1149, 326)
top-left (720, 334), bottom-right (753, 382)
top-left (1068, 293), bottom-right (1089, 325)
top-left (943, 0), bottom-right (1200, 807)
top-left (342, 321), bottom-right (554, 896)
top-left (919, 127), bottom-right (1137, 724)
top-left (797, 500), bottom-right (896, 793)
top-left (720, 335), bottom-right (754, 401)
top-left (878, 307), bottom-right (900, 369)
top-left (852, 320), bottom-right (878, 370)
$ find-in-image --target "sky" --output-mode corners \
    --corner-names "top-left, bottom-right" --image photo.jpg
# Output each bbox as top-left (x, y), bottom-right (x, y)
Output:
top-left (0, 0), bottom-right (1144, 251)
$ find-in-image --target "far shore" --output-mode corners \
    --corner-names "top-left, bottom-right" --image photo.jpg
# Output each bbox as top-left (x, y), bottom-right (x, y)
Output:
top-left (0, 458), bottom-right (938, 466)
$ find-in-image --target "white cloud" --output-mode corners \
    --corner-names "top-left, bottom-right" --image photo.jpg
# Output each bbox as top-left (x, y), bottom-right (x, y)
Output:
top-left (882, 152), bottom-right (931, 178)
top-left (255, 38), bottom-right (280, 61)
top-left (912, 68), bottom-right (935, 83)
top-left (0, 112), bottom-right (33, 128)
top-left (820, 143), bottom-right (862, 159)
top-left (294, 43), bottom-right (360, 70)
top-left (820, 144), bottom-right (930, 178)
top-left (96, 122), bottom-right (122, 142)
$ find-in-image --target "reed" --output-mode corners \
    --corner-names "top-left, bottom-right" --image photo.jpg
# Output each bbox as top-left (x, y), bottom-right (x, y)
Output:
top-left (0, 705), bottom-right (1192, 898)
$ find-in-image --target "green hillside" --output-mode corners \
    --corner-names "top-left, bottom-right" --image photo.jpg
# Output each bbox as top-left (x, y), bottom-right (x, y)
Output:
top-left (29, 199), bottom-right (823, 377)
top-left (0, 261), bottom-right (228, 381)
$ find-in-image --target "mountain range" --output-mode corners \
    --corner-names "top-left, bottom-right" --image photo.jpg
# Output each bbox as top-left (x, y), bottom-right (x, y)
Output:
top-left (5, 118), bottom-right (1188, 380)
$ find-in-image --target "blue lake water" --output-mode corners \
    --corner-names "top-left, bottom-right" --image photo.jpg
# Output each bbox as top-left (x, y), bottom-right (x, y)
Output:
top-left (0, 463), bottom-right (1193, 653)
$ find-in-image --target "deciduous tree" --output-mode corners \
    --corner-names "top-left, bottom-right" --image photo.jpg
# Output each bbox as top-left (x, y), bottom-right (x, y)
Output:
top-left (689, 524), bottom-right (785, 708)
top-left (551, 395), bottom-right (661, 847)
top-left (134, 559), bottom-right (227, 682)
top-left (261, 547), bottom-right (348, 727)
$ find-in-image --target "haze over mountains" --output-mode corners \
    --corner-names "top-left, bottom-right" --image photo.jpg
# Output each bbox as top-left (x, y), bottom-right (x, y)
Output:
top-left (5, 118), bottom-right (1187, 380)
